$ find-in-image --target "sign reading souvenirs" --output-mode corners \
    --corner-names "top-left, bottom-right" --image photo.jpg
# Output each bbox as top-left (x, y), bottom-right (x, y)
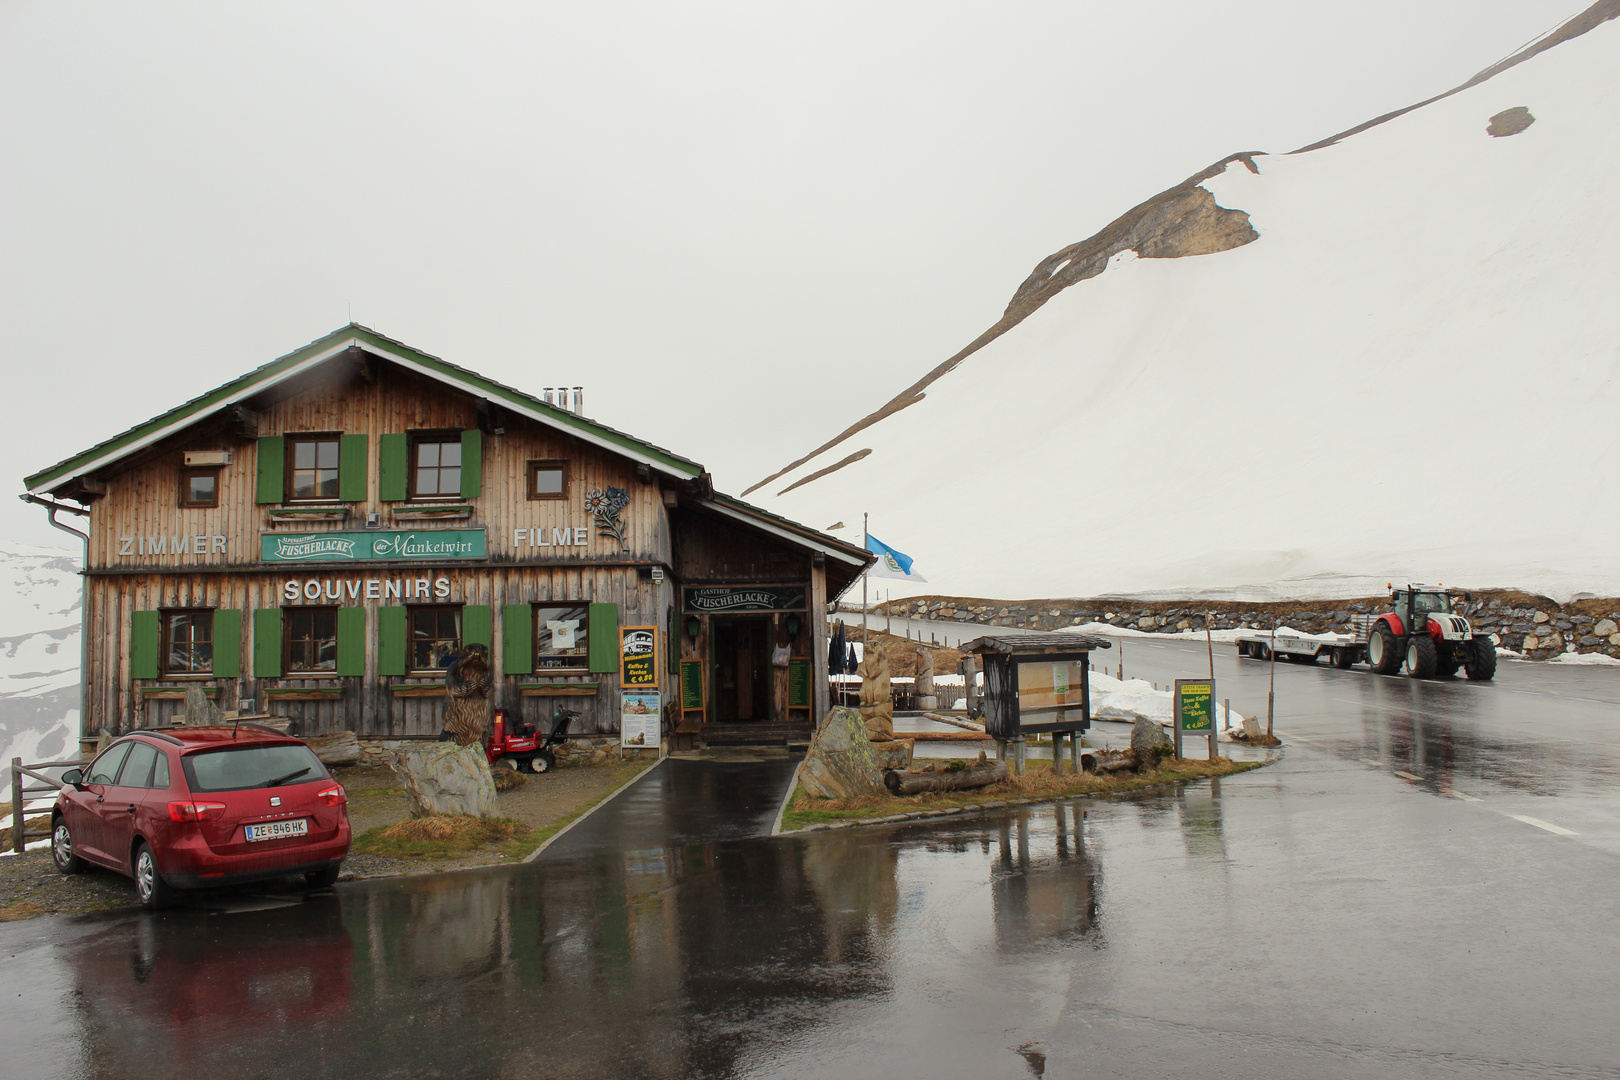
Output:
top-left (620, 626), bottom-right (658, 687)
top-left (261, 530), bottom-right (486, 563)
top-left (682, 586), bottom-right (806, 613)
top-left (281, 575), bottom-right (452, 602)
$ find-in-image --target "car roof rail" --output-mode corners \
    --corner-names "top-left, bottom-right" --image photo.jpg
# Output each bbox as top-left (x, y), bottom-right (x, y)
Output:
top-left (234, 722), bottom-right (292, 738)
top-left (131, 730), bottom-right (185, 746)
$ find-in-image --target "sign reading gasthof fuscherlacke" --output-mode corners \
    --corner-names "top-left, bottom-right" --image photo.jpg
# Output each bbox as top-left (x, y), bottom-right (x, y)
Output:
top-left (261, 530), bottom-right (486, 563)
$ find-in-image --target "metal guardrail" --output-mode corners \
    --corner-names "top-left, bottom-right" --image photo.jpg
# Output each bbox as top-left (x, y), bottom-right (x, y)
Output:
top-left (8, 758), bottom-right (88, 855)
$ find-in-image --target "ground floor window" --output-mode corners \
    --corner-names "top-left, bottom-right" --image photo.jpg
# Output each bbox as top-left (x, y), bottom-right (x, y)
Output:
top-left (411, 606), bottom-right (462, 672)
top-left (285, 608), bottom-right (337, 673)
top-left (163, 610), bottom-right (213, 674)
top-left (534, 604), bottom-right (589, 671)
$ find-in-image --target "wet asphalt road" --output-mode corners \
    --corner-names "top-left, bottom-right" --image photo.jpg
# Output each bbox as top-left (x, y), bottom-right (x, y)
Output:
top-left (4, 644), bottom-right (1619, 1079)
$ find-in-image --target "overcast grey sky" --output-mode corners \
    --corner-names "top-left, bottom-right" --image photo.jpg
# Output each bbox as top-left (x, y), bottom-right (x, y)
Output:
top-left (0, 0), bottom-right (1581, 546)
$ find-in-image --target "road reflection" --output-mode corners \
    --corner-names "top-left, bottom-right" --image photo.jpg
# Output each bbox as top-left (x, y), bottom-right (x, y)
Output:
top-left (47, 791), bottom-right (1161, 1079)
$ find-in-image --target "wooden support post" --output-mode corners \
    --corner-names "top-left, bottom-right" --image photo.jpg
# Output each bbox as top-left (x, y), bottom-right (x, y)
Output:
top-left (1052, 732), bottom-right (1066, 774)
top-left (810, 557), bottom-right (830, 721)
top-left (10, 759), bottom-right (23, 855)
top-left (1071, 734), bottom-right (1082, 774)
top-left (995, 739), bottom-right (1007, 762)
top-left (1013, 736), bottom-right (1026, 775)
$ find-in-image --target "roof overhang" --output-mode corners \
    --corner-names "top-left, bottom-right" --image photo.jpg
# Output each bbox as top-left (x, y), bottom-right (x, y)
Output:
top-left (25, 325), bottom-right (704, 497)
top-left (697, 496), bottom-right (872, 569)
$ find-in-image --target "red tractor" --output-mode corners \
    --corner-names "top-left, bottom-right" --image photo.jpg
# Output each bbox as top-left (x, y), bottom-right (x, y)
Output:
top-left (487, 708), bottom-right (578, 774)
top-left (1365, 584), bottom-right (1497, 680)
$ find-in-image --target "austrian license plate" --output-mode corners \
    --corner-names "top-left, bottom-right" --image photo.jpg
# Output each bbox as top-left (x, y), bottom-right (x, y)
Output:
top-left (244, 819), bottom-right (308, 842)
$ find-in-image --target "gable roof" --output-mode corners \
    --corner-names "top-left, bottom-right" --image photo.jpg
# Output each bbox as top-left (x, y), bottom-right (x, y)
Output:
top-left (23, 324), bottom-right (705, 496)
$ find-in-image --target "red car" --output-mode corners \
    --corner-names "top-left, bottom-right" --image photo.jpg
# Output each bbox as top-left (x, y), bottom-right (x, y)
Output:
top-left (51, 725), bottom-right (350, 909)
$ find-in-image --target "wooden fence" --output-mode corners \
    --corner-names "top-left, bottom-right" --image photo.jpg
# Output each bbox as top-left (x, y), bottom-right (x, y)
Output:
top-left (8, 758), bottom-right (86, 855)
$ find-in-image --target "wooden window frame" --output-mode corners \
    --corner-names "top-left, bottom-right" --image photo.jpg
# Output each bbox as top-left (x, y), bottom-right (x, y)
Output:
top-left (408, 604), bottom-right (463, 675)
top-left (533, 604), bottom-right (590, 673)
top-left (179, 467), bottom-right (221, 509)
top-left (285, 433), bottom-right (343, 504)
top-left (161, 609), bottom-right (215, 676)
top-left (283, 607), bottom-right (340, 677)
top-left (408, 431), bottom-right (464, 502)
top-left (526, 459), bottom-right (569, 501)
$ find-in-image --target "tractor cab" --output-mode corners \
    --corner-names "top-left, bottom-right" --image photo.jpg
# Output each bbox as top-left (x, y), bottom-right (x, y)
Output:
top-left (1394, 586), bottom-right (1452, 628)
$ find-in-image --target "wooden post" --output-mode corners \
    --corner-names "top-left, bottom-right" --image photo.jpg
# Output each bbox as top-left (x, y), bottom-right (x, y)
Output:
top-left (1207, 622), bottom-right (1215, 678)
top-left (810, 556), bottom-right (830, 721)
top-left (1052, 732), bottom-right (1065, 774)
top-left (10, 759), bottom-right (24, 855)
top-left (1013, 736), bottom-right (1026, 775)
top-left (1267, 620), bottom-right (1277, 738)
top-left (1071, 734), bottom-right (1082, 774)
top-left (1117, 640), bottom-right (1123, 681)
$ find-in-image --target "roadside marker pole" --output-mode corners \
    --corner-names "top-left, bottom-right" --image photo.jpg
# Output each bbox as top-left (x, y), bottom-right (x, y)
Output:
top-left (1207, 622), bottom-right (1215, 678)
top-left (1267, 620), bottom-right (1277, 738)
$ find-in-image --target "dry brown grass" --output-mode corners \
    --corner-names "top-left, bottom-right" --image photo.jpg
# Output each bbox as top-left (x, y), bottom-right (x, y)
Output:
top-left (0, 814), bottom-right (51, 851)
top-left (0, 901), bottom-right (49, 922)
top-left (784, 757), bottom-right (1263, 829)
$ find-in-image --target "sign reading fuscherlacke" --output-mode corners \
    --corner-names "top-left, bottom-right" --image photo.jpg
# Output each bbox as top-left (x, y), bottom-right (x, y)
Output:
top-left (682, 586), bottom-right (806, 613)
top-left (261, 530), bottom-right (487, 563)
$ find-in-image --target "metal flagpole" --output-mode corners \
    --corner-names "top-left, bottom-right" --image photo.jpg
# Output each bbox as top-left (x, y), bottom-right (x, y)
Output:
top-left (862, 512), bottom-right (869, 647)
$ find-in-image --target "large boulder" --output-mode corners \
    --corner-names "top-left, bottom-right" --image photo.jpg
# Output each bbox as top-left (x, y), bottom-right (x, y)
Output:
top-left (1131, 716), bottom-right (1172, 756)
top-left (800, 706), bottom-right (886, 799)
top-left (387, 743), bottom-right (500, 818)
top-left (183, 684), bottom-right (225, 726)
top-left (870, 738), bottom-right (915, 772)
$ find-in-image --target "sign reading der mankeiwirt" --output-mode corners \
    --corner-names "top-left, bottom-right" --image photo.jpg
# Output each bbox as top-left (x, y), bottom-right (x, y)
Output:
top-left (261, 530), bottom-right (486, 563)
top-left (1174, 678), bottom-right (1217, 760)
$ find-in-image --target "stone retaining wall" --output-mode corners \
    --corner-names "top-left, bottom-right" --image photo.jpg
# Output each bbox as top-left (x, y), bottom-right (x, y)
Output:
top-left (356, 736), bottom-right (642, 767)
top-left (871, 595), bottom-right (1620, 662)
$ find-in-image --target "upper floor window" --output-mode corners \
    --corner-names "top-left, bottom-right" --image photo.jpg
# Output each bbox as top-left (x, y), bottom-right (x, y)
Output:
top-left (411, 435), bottom-right (462, 499)
top-left (287, 436), bottom-right (341, 502)
top-left (527, 460), bottom-right (567, 500)
top-left (163, 610), bottom-right (214, 674)
top-left (179, 467), bottom-right (220, 508)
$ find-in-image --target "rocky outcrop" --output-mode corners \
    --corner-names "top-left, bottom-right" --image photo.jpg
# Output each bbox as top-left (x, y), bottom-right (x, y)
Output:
top-left (869, 738), bottom-right (915, 772)
top-left (386, 743), bottom-right (500, 818)
top-left (799, 706), bottom-right (886, 799)
top-left (1488, 107), bottom-right (1535, 137)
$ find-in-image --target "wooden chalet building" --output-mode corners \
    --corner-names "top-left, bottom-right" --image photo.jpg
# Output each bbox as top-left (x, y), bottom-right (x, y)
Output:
top-left (23, 325), bottom-right (871, 748)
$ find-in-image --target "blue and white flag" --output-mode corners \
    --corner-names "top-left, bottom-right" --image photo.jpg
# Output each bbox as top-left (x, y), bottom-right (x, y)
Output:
top-left (865, 534), bottom-right (926, 582)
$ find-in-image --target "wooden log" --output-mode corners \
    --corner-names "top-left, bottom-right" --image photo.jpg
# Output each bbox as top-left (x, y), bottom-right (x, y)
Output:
top-left (883, 761), bottom-right (1008, 795)
top-left (303, 730), bottom-right (361, 767)
top-left (1079, 749), bottom-right (1141, 775)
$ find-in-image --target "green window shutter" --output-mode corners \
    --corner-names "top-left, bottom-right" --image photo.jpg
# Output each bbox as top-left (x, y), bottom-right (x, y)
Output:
top-left (462, 604), bottom-right (492, 650)
top-left (131, 611), bottom-right (160, 679)
top-left (212, 609), bottom-right (241, 678)
top-left (379, 433), bottom-right (408, 502)
top-left (377, 606), bottom-right (408, 676)
top-left (588, 602), bottom-right (619, 673)
top-left (253, 608), bottom-right (283, 678)
top-left (256, 436), bottom-right (285, 504)
top-left (460, 429), bottom-right (483, 499)
top-left (339, 433), bottom-right (368, 502)
top-left (502, 604), bottom-right (533, 676)
top-left (336, 608), bottom-right (366, 677)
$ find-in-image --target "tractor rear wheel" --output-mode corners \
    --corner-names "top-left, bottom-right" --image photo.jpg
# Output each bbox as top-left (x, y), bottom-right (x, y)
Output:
top-left (1465, 636), bottom-right (1498, 681)
top-left (1406, 635), bottom-right (1438, 678)
top-left (1367, 624), bottom-right (1402, 674)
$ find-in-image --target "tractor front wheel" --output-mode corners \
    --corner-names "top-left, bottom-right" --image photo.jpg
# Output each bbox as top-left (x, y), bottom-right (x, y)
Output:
top-left (1406, 635), bottom-right (1438, 678)
top-left (1465, 636), bottom-right (1498, 681)
top-left (1368, 625), bottom-right (1402, 674)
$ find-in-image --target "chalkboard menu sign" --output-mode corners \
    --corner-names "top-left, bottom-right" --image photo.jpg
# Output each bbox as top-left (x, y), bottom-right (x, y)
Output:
top-left (620, 626), bottom-right (658, 687)
top-left (680, 658), bottom-right (705, 711)
top-left (787, 656), bottom-right (812, 710)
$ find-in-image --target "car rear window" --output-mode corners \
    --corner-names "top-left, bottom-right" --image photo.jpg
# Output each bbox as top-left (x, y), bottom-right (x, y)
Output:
top-left (181, 743), bottom-right (330, 793)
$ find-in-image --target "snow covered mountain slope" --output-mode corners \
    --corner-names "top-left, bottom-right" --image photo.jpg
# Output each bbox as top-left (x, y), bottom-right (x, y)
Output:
top-left (750, 3), bottom-right (1620, 603)
top-left (0, 542), bottom-right (82, 801)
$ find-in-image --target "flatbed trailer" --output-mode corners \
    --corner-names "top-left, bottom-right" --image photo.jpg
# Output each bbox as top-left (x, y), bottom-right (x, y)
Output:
top-left (1235, 621), bottom-right (1371, 670)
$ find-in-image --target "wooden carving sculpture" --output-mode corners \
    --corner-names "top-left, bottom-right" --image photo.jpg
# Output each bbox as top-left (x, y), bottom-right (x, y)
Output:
top-left (442, 644), bottom-right (494, 747)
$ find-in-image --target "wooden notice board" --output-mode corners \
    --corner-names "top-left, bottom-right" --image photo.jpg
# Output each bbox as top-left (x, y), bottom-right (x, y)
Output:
top-left (787, 656), bottom-right (812, 714)
top-left (678, 658), bottom-right (705, 733)
top-left (620, 626), bottom-right (658, 687)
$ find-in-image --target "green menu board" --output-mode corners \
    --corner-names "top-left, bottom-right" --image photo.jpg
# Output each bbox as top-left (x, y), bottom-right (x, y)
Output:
top-left (1176, 680), bottom-right (1214, 731)
top-left (787, 656), bottom-right (812, 710)
top-left (680, 658), bottom-right (705, 711)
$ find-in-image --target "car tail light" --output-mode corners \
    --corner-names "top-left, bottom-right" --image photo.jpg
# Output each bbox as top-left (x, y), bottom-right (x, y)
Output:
top-left (316, 785), bottom-right (348, 807)
top-left (168, 801), bottom-right (227, 822)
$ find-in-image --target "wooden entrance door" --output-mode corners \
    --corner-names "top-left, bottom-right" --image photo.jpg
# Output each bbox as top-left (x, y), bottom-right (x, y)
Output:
top-left (713, 616), bottom-right (771, 722)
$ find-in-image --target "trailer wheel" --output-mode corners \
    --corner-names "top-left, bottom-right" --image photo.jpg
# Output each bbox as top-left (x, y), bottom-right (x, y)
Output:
top-left (1256, 643), bottom-right (1271, 661)
top-left (1465, 636), bottom-right (1498, 681)
top-left (1367, 624), bottom-right (1401, 674)
top-left (1332, 648), bottom-right (1354, 669)
top-left (1296, 651), bottom-right (1319, 665)
top-left (1406, 635), bottom-right (1438, 678)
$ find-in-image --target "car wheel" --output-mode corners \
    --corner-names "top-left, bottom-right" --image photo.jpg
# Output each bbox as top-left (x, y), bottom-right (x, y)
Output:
top-left (133, 842), bottom-right (175, 911)
top-left (51, 817), bottom-right (84, 875)
top-left (305, 862), bottom-right (342, 889)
